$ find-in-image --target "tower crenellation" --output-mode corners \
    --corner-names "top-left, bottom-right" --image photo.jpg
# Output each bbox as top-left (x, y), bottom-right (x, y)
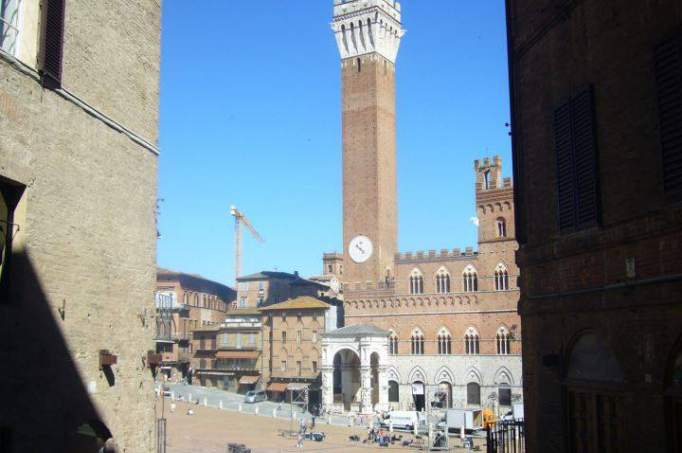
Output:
top-left (332, 0), bottom-right (404, 64)
top-left (475, 156), bottom-right (516, 244)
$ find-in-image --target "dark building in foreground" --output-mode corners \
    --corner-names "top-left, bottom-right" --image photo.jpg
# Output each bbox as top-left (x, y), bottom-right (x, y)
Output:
top-left (506, 1), bottom-right (681, 452)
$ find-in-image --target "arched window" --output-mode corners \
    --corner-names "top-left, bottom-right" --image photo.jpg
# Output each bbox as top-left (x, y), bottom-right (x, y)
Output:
top-left (411, 328), bottom-right (425, 355)
top-left (496, 326), bottom-right (511, 355)
top-left (467, 382), bottom-right (481, 406)
top-left (409, 269), bottom-right (424, 295)
top-left (389, 330), bottom-right (399, 355)
top-left (496, 217), bottom-right (507, 238)
top-left (463, 265), bottom-right (478, 292)
top-left (437, 328), bottom-right (452, 355)
top-left (465, 328), bottom-right (480, 355)
top-left (388, 380), bottom-right (400, 403)
top-left (495, 263), bottom-right (510, 291)
top-left (483, 170), bottom-right (491, 189)
top-left (435, 268), bottom-right (451, 294)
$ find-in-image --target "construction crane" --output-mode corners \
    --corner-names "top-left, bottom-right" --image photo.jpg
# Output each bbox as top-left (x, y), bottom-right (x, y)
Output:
top-left (230, 205), bottom-right (264, 284)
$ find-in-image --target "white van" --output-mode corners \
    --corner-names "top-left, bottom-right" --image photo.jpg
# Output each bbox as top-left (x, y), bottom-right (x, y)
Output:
top-left (380, 411), bottom-right (423, 431)
top-left (437, 408), bottom-right (483, 433)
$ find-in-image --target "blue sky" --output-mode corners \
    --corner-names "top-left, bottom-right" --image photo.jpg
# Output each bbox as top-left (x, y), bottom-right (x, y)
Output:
top-left (157, 1), bottom-right (511, 286)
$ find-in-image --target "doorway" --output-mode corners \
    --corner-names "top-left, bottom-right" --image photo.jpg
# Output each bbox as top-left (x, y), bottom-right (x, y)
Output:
top-left (412, 381), bottom-right (425, 411)
top-left (666, 340), bottom-right (682, 452)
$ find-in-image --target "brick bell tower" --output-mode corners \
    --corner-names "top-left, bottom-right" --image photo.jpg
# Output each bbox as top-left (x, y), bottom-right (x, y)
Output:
top-left (332, 0), bottom-right (404, 285)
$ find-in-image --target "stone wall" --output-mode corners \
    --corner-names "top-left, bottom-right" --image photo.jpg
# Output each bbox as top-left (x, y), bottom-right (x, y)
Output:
top-left (0, 0), bottom-right (160, 450)
top-left (387, 354), bottom-right (523, 412)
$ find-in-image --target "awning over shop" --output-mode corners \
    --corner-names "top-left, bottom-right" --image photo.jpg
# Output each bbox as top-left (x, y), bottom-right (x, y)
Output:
top-left (267, 382), bottom-right (289, 393)
top-left (216, 351), bottom-right (260, 360)
top-left (239, 375), bottom-right (261, 385)
top-left (287, 383), bottom-right (310, 391)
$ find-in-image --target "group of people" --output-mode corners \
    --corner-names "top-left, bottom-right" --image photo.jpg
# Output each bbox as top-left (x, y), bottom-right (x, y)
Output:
top-left (295, 416), bottom-right (318, 448)
top-left (367, 427), bottom-right (394, 447)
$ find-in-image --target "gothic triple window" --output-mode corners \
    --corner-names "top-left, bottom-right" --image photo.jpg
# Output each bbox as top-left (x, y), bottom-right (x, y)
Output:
top-left (463, 265), bottom-right (478, 292)
top-left (497, 326), bottom-right (511, 355)
top-left (409, 269), bottom-right (424, 295)
top-left (411, 328), bottom-right (425, 355)
top-left (436, 268), bottom-right (451, 294)
top-left (465, 328), bottom-right (480, 355)
top-left (437, 328), bottom-right (452, 355)
top-left (495, 263), bottom-right (510, 291)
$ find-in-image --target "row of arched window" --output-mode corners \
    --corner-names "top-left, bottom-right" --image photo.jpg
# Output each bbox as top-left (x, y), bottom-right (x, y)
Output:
top-left (408, 264), bottom-right (510, 295)
top-left (388, 327), bottom-right (513, 356)
top-left (183, 291), bottom-right (226, 311)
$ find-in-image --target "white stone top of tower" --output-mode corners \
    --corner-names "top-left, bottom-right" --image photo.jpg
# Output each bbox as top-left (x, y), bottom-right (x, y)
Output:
top-left (332, 0), bottom-right (405, 64)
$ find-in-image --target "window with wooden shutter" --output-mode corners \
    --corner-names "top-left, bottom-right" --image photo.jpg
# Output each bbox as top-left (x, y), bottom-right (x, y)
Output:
top-left (553, 87), bottom-right (600, 233)
top-left (655, 33), bottom-right (682, 201)
top-left (40, 0), bottom-right (65, 87)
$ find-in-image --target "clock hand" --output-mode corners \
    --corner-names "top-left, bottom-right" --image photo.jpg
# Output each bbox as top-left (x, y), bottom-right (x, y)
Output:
top-left (356, 244), bottom-right (365, 254)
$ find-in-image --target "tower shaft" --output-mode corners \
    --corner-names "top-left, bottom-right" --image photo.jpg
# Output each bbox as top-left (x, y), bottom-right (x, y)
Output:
top-left (333, 0), bottom-right (404, 285)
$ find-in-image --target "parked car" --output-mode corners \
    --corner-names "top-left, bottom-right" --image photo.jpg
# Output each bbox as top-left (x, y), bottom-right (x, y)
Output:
top-left (244, 390), bottom-right (267, 403)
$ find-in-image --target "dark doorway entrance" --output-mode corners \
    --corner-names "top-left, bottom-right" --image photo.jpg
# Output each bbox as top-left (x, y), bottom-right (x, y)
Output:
top-left (412, 381), bottom-right (425, 411)
top-left (666, 340), bottom-right (682, 452)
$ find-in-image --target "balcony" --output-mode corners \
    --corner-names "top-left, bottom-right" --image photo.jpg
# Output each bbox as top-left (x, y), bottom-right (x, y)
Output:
top-left (171, 332), bottom-right (190, 342)
top-left (160, 352), bottom-right (176, 363)
top-left (222, 322), bottom-right (262, 329)
top-left (214, 352), bottom-right (260, 372)
top-left (213, 363), bottom-right (259, 372)
top-left (217, 344), bottom-right (260, 352)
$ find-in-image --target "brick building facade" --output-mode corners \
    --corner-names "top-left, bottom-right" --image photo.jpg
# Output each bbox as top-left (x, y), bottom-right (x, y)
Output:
top-left (260, 296), bottom-right (343, 406)
top-left (326, 0), bottom-right (523, 414)
top-left (155, 269), bottom-right (235, 382)
top-left (506, 0), bottom-right (682, 451)
top-left (0, 0), bottom-right (161, 451)
top-left (343, 159), bottom-right (523, 412)
top-left (235, 271), bottom-right (325, 309)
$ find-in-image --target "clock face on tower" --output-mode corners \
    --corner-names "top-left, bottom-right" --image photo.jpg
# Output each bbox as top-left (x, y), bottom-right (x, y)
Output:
top-left (348, 235), bottom-right (373, 263)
